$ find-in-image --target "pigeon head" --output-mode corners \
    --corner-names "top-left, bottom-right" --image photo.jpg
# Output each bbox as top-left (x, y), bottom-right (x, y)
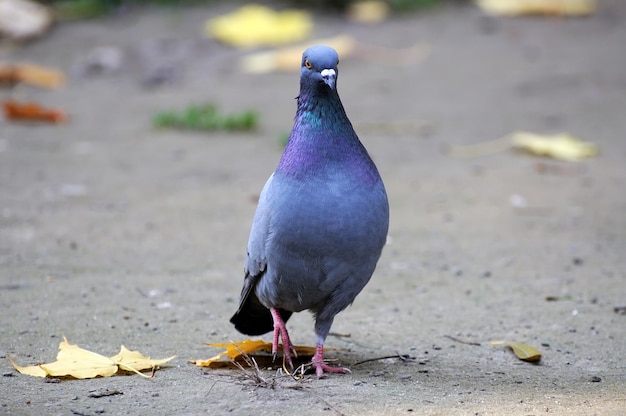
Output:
top-left (300, 46), bottom-right (339, 91)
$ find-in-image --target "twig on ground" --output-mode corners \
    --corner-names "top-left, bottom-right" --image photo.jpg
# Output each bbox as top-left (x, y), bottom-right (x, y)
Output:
top-left (230, 343), bottom-right (274, 388)
top-left (328, 332), bottom-right (351, 338)
top-left (444, 335), bottom-right (481, 346)
top-left (353, 352), bottom-right (416, 366)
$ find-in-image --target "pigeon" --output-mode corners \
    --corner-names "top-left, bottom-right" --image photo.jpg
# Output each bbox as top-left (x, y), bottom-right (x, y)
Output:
top-left (230, 45), bottom-right (389, 377)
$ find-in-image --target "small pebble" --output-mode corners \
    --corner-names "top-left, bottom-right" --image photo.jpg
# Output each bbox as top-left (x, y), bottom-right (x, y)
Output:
top-left (613, 306), bottom-right (626, 315)
top-left (590, 376), bottom-right (602, 382)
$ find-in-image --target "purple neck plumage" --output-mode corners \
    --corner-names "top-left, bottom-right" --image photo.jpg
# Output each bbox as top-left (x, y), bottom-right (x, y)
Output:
top-left (276, 85), bottom-right (380, 184)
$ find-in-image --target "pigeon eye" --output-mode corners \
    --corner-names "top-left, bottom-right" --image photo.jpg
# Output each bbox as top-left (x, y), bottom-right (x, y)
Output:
top-left (304, 59), bottom-right (312, 69)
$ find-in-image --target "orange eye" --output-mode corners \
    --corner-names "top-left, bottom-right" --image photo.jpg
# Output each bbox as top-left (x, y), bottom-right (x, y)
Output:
top-left (304, 59), bottom-right (312, 69)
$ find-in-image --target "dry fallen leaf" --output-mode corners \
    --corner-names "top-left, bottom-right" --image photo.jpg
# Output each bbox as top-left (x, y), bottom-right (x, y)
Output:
top-left (39, 339), bottom-right (119, 378)
top-left (446, 131), bottom-right (598, 161)
top-left (491, 340), bottom-right (542, 362)
top-left (205, 4), bottom-right (312, 48)
top-left (476, 0), bottom-right (596, 16)
top-left (6, 356), bottom-right (47, 377)
top-left (193, 339), bottom-right (317, 368)
top-left (510, 131), bottom-right (598, 161)
top-left (0, 63), bottom-right (66, 89)
top-left (3, 99), bottom-right (67, 123)
top-left (110, 345), bottom-right (176, 374)
top-left (8, 337), bottom-right (176, 379)
top-left (347, 0), bottom-right (390, 24)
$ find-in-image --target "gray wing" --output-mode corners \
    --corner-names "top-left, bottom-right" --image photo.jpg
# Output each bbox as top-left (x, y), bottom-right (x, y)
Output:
top-left (245, 173), bottom-right (274, 277)
top-left (230, 173), bottom-right (292, 335)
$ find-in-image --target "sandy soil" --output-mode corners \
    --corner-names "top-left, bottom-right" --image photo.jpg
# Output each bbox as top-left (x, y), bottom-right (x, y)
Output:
top-left (1, 1), bottom-right (625, 415)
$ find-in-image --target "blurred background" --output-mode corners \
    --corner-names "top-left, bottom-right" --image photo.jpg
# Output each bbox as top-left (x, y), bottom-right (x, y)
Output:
top-left (2, 0), bottom-right (626, 414)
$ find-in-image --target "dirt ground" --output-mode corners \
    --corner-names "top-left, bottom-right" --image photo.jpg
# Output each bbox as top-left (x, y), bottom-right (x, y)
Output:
top-left (1, 1), bottom-right (625, 415)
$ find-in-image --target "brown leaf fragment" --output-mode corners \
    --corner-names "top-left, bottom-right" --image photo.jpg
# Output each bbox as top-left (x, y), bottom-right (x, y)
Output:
top-left (0, 66), bottom-right (18, 87)
top-left (3, 99), bottom-right (67, 123)
top-left (491, 340), bottom-right (542, 362)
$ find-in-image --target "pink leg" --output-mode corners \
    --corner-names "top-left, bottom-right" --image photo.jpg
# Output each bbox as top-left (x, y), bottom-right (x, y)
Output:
top-left (312, 343), bottom-right (351, 378)
top-left (270, 308), bottom-right (297, 368)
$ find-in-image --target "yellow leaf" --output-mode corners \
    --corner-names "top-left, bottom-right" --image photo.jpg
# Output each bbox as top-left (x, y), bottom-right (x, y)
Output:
top-left (0, 63), bottom-right (66, 89)
top-left (193, 339), bottom-right (267, 367)
top-left (510, 131), bottom-right (598, 161)
top-left (193, 339), bottom-right (317, 368)
top-left (210, 339), bottom-right (271, 357)
top-left (205, 4), bottom-right (312, 48)
top-left (40, 338), bottom-right (118, 379)
top-left (7, 356), bottom-right (47, 378)
top-left (347, 1), bottom-right (390, 24)
top-left (110, 345), bottom-right (176, 374)
top-left (491, 340), bottom-right (542, 362)
top-left (476, 0), bottom-right (596, 16)
top-left (445, 131), bottom-right (598, 161)
top-left (7, 337), bottom-right (175, 379)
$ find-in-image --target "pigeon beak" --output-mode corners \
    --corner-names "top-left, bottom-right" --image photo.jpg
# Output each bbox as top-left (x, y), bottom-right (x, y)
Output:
top-left (321, 68), bottom-right (336, 90)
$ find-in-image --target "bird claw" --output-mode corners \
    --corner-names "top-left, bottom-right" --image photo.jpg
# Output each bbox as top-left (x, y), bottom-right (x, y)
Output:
top-left (270, 307), bottom-right (296, 368)
top-left (281, 341), bottom-right (298, 369)
top-left (312, 361), bottom-right (351, 378)
top-left (312, 343), bottom-right (351, 378)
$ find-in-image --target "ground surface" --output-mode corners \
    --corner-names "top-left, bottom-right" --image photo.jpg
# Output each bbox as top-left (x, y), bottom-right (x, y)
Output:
top-left (1, 1), bottom-right (625, 415)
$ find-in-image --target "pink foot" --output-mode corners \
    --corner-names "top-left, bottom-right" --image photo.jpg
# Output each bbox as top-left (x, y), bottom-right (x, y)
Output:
top-left (312, 343), bottom-right (351, 378)
top-left (270, 308), bottom-right (297, 368)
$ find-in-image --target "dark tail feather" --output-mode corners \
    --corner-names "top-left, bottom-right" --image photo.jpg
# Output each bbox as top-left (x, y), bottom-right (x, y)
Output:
top-left (230, 291), bottom-right (292, 336)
